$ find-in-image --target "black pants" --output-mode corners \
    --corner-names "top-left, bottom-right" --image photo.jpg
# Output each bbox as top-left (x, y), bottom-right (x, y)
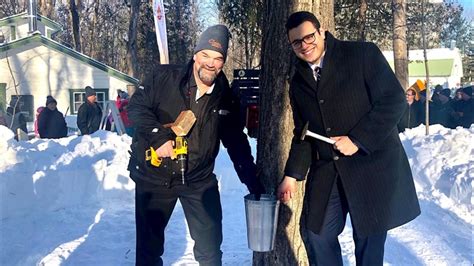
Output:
top-left (304, 177), bottom-right (387, 266)
top-left (135, 175), bottom-right (223, 266)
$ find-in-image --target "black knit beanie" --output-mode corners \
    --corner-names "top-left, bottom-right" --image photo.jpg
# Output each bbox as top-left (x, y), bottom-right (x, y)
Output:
top-left (193, 25), bottom-right (230, 61)
top-left (46, 95), bottom-right (57, 106)
top-left (85, 86), bottom-right (96, 97)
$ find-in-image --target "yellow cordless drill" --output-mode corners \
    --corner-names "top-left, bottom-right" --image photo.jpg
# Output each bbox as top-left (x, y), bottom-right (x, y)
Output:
top-left (145, 110), bottom-right (196, 184)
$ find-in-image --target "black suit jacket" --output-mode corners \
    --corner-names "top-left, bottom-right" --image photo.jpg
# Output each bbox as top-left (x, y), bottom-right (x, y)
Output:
top-left (285, 33), bottom-right (420, 237)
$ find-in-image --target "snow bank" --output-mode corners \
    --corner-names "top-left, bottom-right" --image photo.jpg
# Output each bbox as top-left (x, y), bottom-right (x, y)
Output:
top-left (0, 126), bottom-right (135, 220)
top-left (400, 124), bottom-right (473, 211)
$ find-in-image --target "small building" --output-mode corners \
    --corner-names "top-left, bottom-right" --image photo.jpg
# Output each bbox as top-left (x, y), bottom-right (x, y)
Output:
top-left (383, 47), bottom-right (464, 89)
top-left (0, 11), bottom-right (138, 125)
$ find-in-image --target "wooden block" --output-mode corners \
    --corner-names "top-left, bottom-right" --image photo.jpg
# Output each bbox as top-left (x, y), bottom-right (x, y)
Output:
top-left (165, 110), bottom-right (196, 136)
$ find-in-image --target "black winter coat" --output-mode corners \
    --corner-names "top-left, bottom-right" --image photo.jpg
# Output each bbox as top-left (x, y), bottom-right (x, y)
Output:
top-left (398, 100), bottom-right (424, 132)
top-left (38, 108), bottom-right (68, 138)
top-left (77, 101), bottom-right (102, 135)
top-left (429, 100), bottom-right (457, 129)
top-left (127, 63), bottom-right (258, 189)
top-left (285, 33), bottom-right (420, 237)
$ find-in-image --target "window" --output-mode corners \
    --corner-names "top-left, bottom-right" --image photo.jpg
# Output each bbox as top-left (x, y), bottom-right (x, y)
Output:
top-left (0, 83), bottom-right (6, 112)
top-left (69, 89), bottom-right (109, 114)
top-left (10, 95), bottom-right (34, 122)
top-left (10, 26), bottom-right (16, 41)
top-left (46, 28), bottom-right (52, 38)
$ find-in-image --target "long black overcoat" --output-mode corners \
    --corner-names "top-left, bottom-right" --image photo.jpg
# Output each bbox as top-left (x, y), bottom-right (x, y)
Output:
top-left (285, 33), bottom-right (421, 237)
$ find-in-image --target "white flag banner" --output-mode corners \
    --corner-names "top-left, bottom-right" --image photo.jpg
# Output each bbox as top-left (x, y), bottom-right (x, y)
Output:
top-left (153, 0), bottom-right (169, 64)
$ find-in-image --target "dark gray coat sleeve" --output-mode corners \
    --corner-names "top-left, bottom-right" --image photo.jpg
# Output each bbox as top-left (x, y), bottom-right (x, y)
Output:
top-left (218, 78), bottom-right (262, 192)
top-left (284, 79), bottom-right (312, 181)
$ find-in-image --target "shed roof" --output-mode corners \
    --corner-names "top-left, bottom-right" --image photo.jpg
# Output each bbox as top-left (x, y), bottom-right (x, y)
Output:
top-left (0, 32), bottom-right (138, 84)
top-left (0, 12), bottom-right (63, 32)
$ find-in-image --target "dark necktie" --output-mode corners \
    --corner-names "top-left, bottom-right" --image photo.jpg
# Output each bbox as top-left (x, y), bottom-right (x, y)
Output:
top-left (314, 67), bottom-right (321, 82)
top-left (314, 67), bottom-right (322, 90)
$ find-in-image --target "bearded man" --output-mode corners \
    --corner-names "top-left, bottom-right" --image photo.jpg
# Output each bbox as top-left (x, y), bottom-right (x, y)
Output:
top-left (127, 25), bottom-right (264, 266)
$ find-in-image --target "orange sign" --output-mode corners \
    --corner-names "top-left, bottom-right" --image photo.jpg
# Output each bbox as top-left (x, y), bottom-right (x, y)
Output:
top-left (157, 6), bottom-right (163, 21)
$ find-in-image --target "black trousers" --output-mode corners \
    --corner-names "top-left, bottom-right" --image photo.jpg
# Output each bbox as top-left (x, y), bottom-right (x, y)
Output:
top-left (303, 176), bottom-right (387, 266)
top-left (135, 175), bottom-right (223, 266)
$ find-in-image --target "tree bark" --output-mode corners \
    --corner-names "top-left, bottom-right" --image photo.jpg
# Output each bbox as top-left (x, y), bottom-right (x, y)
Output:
top-left (358, 0), bottom-right (368, 41)
top-left (89, 1), bottom-right (99, 59)
top-left (392, 0), bottom-right (408, 89)
top-left (126, 0), bottom-right (140, 77)
top-left (38, 0), bottom-right (55, 17)
top-left (310, 0), bottom-right (335, 32)
top-left (255, 0), bottom-right (334, 265)
top-left (69, 0), bottom-right (81, 53)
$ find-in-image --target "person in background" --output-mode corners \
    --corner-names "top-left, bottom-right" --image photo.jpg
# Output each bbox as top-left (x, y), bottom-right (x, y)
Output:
top-left (398, 88), bottom-right (424, 132)
top-left (455, 86), bottom-right (473, 128)
top-left (77, 86), bottom-right (102, 135)
top-left (278, 11), bottom-right (420, 266)
top-left (38, 96), bottom-right (68, 139)
top-left (34, 106), bottom-right (45, 137)
top-left (127, 25), bottom-right (264, 266)
top-left (116, 89), bottom-right (134, 136)
top-left (430, 89), bottom-right (456, 129)
top-left (5, 101), bottom-right (28, 139)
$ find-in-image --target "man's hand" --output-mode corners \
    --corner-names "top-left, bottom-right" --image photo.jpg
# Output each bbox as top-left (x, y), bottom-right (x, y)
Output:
top-left (277, 176), bottom-right (297, 203)
top-left (246, 177), bottom-right (266, 196)
top-left (156, 140), bottom-right (175, 158)
top-left (330, 136), bottom-right (358, 156)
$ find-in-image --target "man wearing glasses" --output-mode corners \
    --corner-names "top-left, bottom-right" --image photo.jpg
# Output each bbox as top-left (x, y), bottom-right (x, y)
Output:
top-left (278, 11), bottom-right (420, 266)
top-left (398, 88), bottom-right (423, 132)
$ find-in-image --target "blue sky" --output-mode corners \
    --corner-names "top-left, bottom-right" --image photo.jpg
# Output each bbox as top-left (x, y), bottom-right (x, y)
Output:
top-left (457, 0), bottom-right (473, 20)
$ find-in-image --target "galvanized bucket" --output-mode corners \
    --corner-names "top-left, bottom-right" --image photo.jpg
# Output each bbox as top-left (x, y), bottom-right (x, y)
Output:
top-left (244, 194), bottom-right (280, 252)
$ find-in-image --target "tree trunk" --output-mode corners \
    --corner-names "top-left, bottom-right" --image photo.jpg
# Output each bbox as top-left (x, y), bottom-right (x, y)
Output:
top-left (255, 0), bottom-right (333, 265)
top-left (358, 0), bottom-right (368, 41)
top-left (89, 1), bottom-right (99, 59)
top-left (38, 0), bottom-right (55, 17)
top-left (310, 0), bottom-right (335, 32)
top-left (69, 0), bottom-right (81, 53)
top-left (126, 0), bottom-right (140, 77)
top-left (421, 0), bottom-right (430, 135)
top-left (392, 0), bottom-right (408, 89)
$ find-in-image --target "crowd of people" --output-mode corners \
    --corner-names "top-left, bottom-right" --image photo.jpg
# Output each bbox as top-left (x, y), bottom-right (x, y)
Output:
top-left (398, 85), bottom-right (473, 132)
top-left (0, 85), bottom-right (134, 139)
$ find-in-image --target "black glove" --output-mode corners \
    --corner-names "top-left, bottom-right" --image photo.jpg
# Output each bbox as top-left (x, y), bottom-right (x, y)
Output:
top-left (245, 177), bottom-right (266, 198)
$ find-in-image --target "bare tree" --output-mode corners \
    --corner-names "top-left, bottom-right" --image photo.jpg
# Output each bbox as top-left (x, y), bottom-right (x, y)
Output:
top-left (69, 0), bottom-right (81, 52)
top-left (358, 0), bottom-right (368, 41)
top-left (218, 0), bottom-right (263, 69)
top-left (255, 0), bottom-right (334, 265)
top-left (126, 0), bottom-right (140, 77)
top-left (38, 0), bottom-right (55, 17)
top-left (392, 0), bottom-right (408, 89)
top-left (421, 0), bottom-right (430, 135)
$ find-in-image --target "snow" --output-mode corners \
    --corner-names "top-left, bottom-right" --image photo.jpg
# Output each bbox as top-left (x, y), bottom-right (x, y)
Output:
top-left (0, 124), bottom-right (472, 265)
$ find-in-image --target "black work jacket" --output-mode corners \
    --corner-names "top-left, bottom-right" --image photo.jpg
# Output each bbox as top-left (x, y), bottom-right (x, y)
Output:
top-left (77, 101), bottom-right (102, 135)
top-left (127, 63), bottom-right (256, 187)
top-left (38, 108), bottom-right (68, 139)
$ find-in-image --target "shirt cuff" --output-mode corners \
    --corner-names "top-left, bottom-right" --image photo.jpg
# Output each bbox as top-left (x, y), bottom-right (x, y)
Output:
top-left (284, 172), bottom-right (306, 181)
top-left (348, 136), bottom-right (369, 155)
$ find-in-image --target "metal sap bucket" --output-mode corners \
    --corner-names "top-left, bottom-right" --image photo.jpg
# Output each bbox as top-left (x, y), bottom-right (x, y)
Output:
top-left (244, 194), bottom-right (280, 252)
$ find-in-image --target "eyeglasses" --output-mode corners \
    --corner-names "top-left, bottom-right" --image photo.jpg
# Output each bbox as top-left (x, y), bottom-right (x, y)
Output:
top-left (290, 31), bottom-right (318, 49)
